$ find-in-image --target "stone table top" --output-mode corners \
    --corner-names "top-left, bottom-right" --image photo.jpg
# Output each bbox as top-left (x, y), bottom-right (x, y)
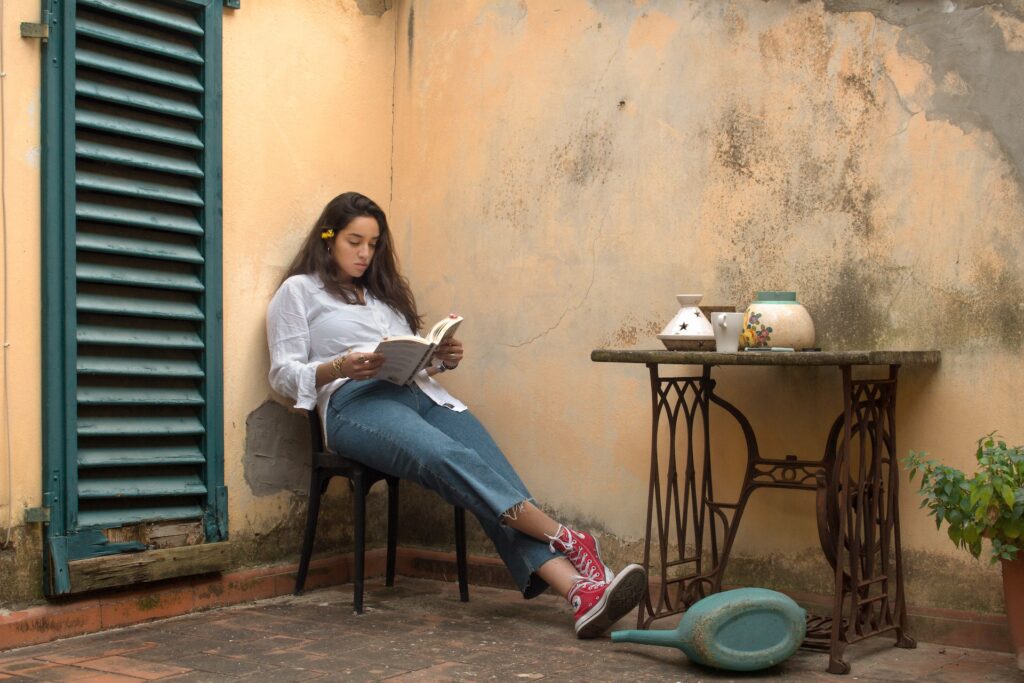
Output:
top-left (590, 349), bottom-right (941, 366)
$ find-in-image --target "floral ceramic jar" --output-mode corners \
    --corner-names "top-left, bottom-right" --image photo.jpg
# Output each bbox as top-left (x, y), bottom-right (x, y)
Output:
top-left (741, 291), bottom-right (815, 350)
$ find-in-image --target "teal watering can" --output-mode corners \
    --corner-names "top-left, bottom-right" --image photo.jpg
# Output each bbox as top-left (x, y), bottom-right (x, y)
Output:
top-left (611, 588), bottom-right (806, 672)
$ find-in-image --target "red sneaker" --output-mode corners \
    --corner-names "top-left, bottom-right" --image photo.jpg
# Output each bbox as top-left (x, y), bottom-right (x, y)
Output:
top-left (568, 564), bottom-right (647, 639)
top-left (548, 525), bottom-right (614, 584)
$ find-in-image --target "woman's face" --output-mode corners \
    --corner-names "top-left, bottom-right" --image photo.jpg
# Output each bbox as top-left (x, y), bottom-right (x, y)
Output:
top-left (331, 215), bottom-right (380, 283)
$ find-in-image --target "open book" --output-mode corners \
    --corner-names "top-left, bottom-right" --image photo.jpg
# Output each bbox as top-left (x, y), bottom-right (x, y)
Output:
top-left (374, 315), bottom-right (464, 385)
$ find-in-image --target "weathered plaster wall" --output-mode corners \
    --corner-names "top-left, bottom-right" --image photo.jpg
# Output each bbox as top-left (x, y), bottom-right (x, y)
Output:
top-left (223, 0), bottom-right (396, 569)
top-left (0, 0), bottom-right (398, 607)
top-left (0, 0), bottom-right (46, 606)
top-left (390, 0), bottom-right (1024, 614)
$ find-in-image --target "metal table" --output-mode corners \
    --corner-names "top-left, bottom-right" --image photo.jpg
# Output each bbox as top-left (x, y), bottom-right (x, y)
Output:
top-left (591, 349), bottom-right (941, 674)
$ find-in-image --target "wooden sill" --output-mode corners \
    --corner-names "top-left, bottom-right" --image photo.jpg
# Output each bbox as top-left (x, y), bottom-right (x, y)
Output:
top-left (66, 542), bottom-right (232, 594)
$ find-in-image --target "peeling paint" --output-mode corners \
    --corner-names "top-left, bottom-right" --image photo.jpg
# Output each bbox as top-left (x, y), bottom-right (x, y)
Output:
top-left (827, 2), bottom-right (1024, 187)
top-left (243, 401), bottom-right (311, 498)
top-left (0, 526), bottom-right (44, 611)
top-left (356, 0), bottom-right (393, 18)
top-left (597, 315), bottom-right (663, 348)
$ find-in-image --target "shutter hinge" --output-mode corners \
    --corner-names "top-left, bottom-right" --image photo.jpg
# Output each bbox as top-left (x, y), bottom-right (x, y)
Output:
top-left (24, 506), bottom-right (50, 523)
top-left (20, 10), bottom-right (50, 41)
top-left (26, 490), bottom-right (55, 523)
top-left (224, 0), bottom-right (240, 9)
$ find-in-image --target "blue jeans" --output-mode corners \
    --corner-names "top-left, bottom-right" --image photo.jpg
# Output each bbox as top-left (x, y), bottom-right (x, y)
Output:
top-left (326, 380), bottom-right (560, 598)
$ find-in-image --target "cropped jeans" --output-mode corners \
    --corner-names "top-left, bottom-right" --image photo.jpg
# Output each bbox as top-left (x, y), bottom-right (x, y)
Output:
top-left (325, 379), bottom-right (560, 599)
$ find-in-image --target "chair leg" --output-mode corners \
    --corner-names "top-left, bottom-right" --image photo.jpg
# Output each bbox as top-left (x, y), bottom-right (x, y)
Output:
top-left (386, 477), bottom-right (398, 587)
top-left (295, 471), bottom-right (326, 595)
top-left (353, 470), bottom-right (367, 614)
top-left (455, 506), bottom-right (469, 602)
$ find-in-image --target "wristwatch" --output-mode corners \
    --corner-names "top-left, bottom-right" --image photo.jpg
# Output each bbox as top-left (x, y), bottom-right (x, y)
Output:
top-left (434, 361), bottom-right (449, 374)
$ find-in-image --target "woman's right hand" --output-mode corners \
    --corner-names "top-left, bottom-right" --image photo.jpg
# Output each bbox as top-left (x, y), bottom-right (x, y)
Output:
top-left (340, 351), bottom-right (385, 380)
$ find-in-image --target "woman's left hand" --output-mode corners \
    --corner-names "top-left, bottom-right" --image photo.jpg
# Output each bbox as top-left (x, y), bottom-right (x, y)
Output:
top-left (434, 338), bottom-right (463, 369)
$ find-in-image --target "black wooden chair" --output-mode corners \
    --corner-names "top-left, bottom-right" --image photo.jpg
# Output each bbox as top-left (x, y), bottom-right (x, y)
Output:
top-left (294, 410), bottom-right (469, 613)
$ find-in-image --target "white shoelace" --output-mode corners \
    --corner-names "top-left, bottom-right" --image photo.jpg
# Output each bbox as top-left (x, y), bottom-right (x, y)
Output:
top-left (567, 575), bottom-right (602, 607)
top-left (548, 527), bottom-right (603, 582)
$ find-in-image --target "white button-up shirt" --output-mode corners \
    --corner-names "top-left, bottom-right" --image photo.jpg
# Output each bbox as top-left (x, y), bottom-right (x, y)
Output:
top-left (267, 274), bottom-right (467, 425)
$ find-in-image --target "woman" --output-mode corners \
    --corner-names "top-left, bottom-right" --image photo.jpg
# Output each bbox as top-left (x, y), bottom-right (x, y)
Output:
top-left (267, 192), bottom-right (645, 638)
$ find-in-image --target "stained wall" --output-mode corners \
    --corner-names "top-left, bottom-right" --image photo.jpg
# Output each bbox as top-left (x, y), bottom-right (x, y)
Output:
top-left (390, 0), bottom-right (1024, 614)
top-left (0, 0), bottom-right (396, 605)
top-left (2, 0), bottom-right (1021, 626)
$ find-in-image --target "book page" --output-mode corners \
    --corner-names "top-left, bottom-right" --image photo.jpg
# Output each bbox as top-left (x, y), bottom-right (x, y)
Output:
top-left (374, 338), bottom-right (432, 385)
top-left (427, 316), bottom-right (463, 345)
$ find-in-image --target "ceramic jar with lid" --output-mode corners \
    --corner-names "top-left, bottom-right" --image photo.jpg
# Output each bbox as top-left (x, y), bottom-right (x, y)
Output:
top-left (658, 294), bottom-right (715, 350)
top-left (741, 291), bottom-right (815, 350)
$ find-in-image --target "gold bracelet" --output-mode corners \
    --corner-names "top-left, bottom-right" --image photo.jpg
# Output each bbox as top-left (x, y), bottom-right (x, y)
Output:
top-left (332, 350), bottom-right (350, 378)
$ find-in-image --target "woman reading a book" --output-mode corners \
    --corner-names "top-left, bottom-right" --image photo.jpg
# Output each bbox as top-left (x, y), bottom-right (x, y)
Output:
top-left (267, 191), bottom-right (645, 638)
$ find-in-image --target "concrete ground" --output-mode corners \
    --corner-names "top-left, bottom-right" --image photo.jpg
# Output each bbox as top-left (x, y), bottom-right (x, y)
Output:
top-left (0, 577), bottom-right (1017, 682)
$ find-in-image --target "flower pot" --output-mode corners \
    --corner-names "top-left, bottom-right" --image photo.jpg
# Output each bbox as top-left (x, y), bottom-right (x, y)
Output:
top-left (1002, 557), bottom-right (1024, 670)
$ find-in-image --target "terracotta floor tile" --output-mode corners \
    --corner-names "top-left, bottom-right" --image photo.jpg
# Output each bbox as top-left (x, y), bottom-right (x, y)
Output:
top-left (0, 658), bottom-right (57, 675)
top-left (233, 667), bottom-right (325, 682)
top-left (15, 663), bottom-right (140, 681)
top-left (36, 642), bottom-right (157, 666)
top-left (75, 657), bottom-right (190, 681)
top-left (4, 579), bottom-right (1017, 682)
top-left (384, 661), bottom-right (482, 681)
top-left (162, 653), bottom-right (264, 677)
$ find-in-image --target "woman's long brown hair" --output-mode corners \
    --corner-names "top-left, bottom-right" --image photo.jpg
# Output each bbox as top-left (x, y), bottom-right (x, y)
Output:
top-left (281, 192), bottom-right (422, 332)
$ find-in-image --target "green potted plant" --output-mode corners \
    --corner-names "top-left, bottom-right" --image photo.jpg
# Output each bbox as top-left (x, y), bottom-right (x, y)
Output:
top-left (904, 433), bottom-right (1024, 669)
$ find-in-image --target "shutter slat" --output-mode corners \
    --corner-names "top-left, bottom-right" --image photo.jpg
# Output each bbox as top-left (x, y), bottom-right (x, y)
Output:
top-left (77, 201), bottom-right (202, 235)
top-left (77, 171), bottom-right (203, 207)
top-left (77, 232), bottom-right (204, 264)
top-left (77, 77), bottom-right (202, 118)
top-left (79, 0), bottom-right (204, 36)
top-left (77, 263), bottom-right (204, 292)
top-left (77, 355), bottom-right (204, 377)
top-left (78, 387), bottom-right (204, 405)
top-left (77, 416), bottom-right (206, 436)
top-left (79, 445), bottom-right (207, 468)
top-left (77, 140), bottom-right (204, 177)
top-left (77, 18), bottom-right (204, 65)
top-left (77, 110), bottom-right (203, 150)
top-left (77, 325), bottom-right (204, 349)
top-left (79, 476), bottom-right (207, 499)
top-left (77, 504), bottom-right (204, 527)
top-left (77, 293), bottom-right (203, 320)
top-left (76, 47), bottom-right (203, 93)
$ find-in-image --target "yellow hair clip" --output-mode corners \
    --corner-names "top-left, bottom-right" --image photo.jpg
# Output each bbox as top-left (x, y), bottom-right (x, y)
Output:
top-left (320, 228), bottom-right (335, 240)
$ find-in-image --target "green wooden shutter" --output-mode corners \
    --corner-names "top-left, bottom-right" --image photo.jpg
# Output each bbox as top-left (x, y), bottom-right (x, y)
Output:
top-left (41, 0), bottom-right (226, 595)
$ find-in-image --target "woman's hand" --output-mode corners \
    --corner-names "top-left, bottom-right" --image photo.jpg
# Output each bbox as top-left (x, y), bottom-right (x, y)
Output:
top-left (433, 338), bottom-right (463, 370)
top-left (342, 351), bottom-right (385, 380)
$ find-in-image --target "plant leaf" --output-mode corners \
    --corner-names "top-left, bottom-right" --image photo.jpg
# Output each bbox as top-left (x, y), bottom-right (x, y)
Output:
top-left (1002, 485), bottom-right (1016, 508)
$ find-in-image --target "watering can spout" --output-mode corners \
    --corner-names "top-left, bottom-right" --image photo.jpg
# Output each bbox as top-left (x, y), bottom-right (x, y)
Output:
top-left (611, 628), bottom-right (684, 651)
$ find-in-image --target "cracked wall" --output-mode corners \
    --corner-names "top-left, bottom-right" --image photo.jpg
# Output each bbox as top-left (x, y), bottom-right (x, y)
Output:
top-left (390, 0), bottom-right (1024, 616)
